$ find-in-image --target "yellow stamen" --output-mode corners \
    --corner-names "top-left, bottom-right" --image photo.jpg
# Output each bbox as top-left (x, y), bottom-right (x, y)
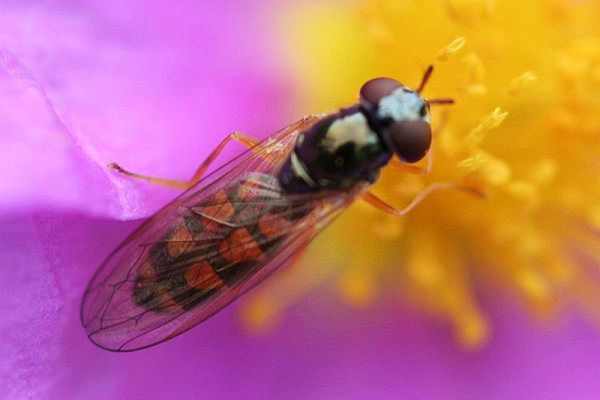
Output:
top-left (459, 151), bottom-right (512, 186)
top-left (256, 0), bottom-right (600, 349)
top-left (508, 71), bottom-right (538, 96)
top-left (462, 52), bottom-right (487, 95)
top-left (436, 37), bottom-right (467, 62)
top-left (465, 107), bottom-right (509, 149)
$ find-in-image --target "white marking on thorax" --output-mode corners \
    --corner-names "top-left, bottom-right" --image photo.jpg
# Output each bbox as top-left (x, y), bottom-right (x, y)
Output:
top-left (377, 88), bottom-right (431, 123)
top-left (291, 151), bottom-right (316, 187)
top-left (322, 112), bottom-right (378, 152)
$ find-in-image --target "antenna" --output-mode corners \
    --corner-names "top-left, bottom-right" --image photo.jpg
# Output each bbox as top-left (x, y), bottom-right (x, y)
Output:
top-left (427, 98), bottom-right (455, 106)
top-left (416, 65), bottom-right (434, 94)
top-left (417, 64), bottom-right (456, 106)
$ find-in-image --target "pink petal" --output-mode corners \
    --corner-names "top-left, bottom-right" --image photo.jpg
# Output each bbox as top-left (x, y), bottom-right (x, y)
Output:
top-left (0, 1), bottom-right (290, 219)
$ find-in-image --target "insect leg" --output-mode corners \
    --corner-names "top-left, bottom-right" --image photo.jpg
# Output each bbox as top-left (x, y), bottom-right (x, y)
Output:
top-left (108, 132), bottom-right (261, 190)
top-left (362, 182), bottom-right (484, 217)
top-left (186, 132), bottom-right (260, 187)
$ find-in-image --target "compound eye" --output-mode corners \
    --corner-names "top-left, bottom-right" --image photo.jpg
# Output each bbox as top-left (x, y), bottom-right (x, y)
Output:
top-left (387, 120), bottom-right (432, 163)
top-left (360, 77), bottom-right (402, 108)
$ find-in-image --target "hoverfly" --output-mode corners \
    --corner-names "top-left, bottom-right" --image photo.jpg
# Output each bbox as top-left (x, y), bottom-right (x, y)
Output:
top-left (81, 66), bottom-right (465, 351)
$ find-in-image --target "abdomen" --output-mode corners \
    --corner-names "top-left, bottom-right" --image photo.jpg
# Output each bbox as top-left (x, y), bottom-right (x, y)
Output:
top-left (133, 173), bottom-right (312, 312)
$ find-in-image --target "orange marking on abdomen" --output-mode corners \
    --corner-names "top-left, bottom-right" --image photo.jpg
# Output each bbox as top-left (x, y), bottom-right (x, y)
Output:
top-left (138, 260), bottom-right (156, 280)
top-left (166, 222), bottom-right (193, 257)
top-left (258, 212), bottom-right (293, 239)
top-left (198, 190), bottom-right (236, 232)
top-left (184, 261), bottom-right (224, 291)
top-left (219, 228), bottom-right (263, 264)
top-left (134, 274), bottom-right (182, 313)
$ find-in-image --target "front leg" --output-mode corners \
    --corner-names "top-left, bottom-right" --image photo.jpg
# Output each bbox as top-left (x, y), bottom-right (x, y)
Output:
top-left (362, 182), bottom-right (484, 217)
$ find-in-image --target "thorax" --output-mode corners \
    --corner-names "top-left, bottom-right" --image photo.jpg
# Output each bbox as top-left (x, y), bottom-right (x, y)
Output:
top-left (278, 106), bottom-right (391, 194)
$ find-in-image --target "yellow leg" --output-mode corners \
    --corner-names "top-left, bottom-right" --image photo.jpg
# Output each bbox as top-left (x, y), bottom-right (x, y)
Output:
top-left (362, 183), bottom-right (484, 217)
top-left (108, 131), bottom-right (260, 190)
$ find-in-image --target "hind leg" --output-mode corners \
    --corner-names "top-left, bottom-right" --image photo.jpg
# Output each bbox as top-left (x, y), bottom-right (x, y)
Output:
top-left (108, 132), bottom-right (260, 190)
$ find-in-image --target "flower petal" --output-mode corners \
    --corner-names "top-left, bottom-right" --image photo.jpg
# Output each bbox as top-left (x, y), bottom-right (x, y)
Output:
top-left (0, 1), bottom-right (289, 219)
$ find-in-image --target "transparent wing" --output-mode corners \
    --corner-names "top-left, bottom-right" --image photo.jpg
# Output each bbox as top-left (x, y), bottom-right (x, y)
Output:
top-left (81, 116), bottom-right (366, 351)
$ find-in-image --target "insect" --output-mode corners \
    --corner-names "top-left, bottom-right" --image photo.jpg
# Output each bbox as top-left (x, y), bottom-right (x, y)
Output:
top-left (81, 66), bottom-right (471, 351)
